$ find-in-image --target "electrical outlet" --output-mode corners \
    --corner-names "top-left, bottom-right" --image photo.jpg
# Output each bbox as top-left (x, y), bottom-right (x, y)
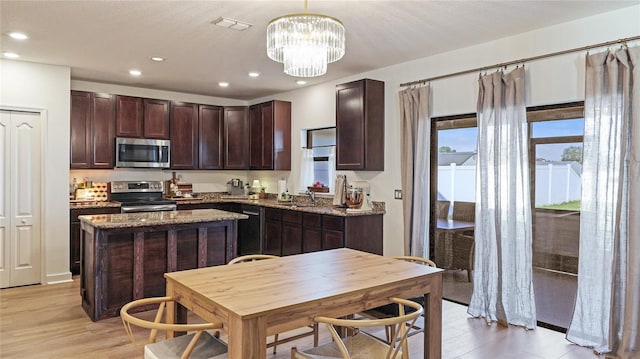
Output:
top-left (394, 189), bottom-right (402, 199)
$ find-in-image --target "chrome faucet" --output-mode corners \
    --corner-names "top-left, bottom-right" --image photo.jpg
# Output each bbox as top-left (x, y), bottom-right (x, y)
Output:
top-left (305, 190), bottom-right (316, 206)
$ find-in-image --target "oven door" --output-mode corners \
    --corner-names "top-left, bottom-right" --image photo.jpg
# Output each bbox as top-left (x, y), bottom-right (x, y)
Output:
top-left (120, 204), bottom-right (177, 213)
top-left (116, 137), bottom-right (170, 168)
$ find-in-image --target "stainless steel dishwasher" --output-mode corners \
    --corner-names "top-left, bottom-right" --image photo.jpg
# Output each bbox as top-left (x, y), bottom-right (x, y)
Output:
top-left (238, 204), bottom-right (264, 255)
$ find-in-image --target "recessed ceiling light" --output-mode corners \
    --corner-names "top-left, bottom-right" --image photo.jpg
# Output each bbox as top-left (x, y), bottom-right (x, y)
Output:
top-left (9, 32), bottom-right (28, 40)
top-left (296, 80), bottom-right (307, 85)
top-left (129, 69), bottom-right (142, 76)
top-left (150, 56), bottom-right (165, 62)
top-left (218, 82), bottom-right (229, 87)
top-left (248, 72), bottom-right (260, 78)
top-left (3, 52), bottom-right (19, 59)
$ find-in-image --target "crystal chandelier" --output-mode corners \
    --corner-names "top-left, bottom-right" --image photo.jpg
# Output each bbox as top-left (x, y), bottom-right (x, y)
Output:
top-left (266, 0), bottom-right (345, 77)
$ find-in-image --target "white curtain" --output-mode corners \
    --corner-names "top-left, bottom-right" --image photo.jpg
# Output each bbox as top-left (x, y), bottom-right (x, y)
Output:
top-left (299, 148), bottom-right (315, 191)
top-left (399, 86), bottom-right (431, 258)
top-left (328, 146), bottom-right (336, 192)
top-left (468, 67), bottom-right (537, 329)
top-left (566, 46), bottom-right (640, 358)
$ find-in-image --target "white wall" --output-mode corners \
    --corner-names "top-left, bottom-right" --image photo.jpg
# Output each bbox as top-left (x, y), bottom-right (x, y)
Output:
top-left (1, 59), bottom-right (71, 284)
top-left (252, 5), bottom-right (640, 256)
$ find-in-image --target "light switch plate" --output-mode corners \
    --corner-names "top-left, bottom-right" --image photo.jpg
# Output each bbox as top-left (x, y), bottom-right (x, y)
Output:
top-left (394, 189), bottom-right (402, 199)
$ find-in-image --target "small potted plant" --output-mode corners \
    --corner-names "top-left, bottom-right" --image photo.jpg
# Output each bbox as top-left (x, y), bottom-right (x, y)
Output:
top-left (259, 186), bottom-right (267, 199)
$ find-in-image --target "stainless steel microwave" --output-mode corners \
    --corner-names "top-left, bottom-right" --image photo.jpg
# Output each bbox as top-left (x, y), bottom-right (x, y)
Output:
top-left (115, 137), bottom-right (170, 168)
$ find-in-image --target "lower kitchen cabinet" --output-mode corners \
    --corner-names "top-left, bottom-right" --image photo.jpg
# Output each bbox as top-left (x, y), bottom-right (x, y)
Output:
top-left (302, 213), bottom-right (322, 253)
top-left (70, 206), bottom-right (120, 274)
top-left (264, 208), bottom-right (282, 256)
top-left (282, 210), bottom-right (302, 255)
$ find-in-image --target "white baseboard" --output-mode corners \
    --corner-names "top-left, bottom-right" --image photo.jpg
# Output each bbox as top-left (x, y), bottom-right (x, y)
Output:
top-left (46, 272), bottom-right (73, 285)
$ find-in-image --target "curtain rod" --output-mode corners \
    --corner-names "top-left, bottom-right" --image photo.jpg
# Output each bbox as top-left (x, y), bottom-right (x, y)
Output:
top-left (400, 35), bottom-right (640, 88)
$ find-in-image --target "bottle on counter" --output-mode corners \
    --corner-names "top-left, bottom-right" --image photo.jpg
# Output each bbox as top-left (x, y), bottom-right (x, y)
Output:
top-left (70, 177), bottom-right (78, 197)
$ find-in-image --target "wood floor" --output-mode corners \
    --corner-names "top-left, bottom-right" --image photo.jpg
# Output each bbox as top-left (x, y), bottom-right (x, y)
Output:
top-left (0, 278), bottom-right (601, 359)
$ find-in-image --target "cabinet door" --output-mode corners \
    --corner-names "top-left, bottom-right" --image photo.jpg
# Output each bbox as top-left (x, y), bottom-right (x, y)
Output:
top-left (170, 102), bottom-right (198, 169)
top-left (91, 93), bottom-right (115, 168)
top-left (322, 215), bottom-right (344, 250)
top-left (281, 210), bottom-right (302, 256)
top-left (143, 99), bottom-right (170, 139)
top-left (272, 100), bottom-right (291, 170)
top-left (116, 96), bottom-right (143, 138)
top-left (70, 222), bottom-right (81, 274)
top-left (199, 105), bottom-right (224, 169)
top-left (336, 81), bottom-right (365, 169)
top-left (302, 213), bottom-right (322, 253)
top-left (263, 219), bottom-right (282, 256)
top-left (345, 215), bottom-right (383, 255)
top-left (70, 91), bottom-right (91, 168)
top-left (249, 105), bottom-right (262, 169)
top-left (260, 102), bottom-right (274, 169)
top-left (223, 107), bottom-right (249, 169)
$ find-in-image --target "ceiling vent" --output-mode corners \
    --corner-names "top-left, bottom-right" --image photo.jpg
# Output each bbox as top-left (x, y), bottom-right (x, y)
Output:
top-left (211, 17), bottom-right (252, 31)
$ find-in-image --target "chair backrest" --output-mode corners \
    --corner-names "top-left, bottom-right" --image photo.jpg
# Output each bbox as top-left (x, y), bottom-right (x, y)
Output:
top-left (452, 201), bottom-right (476, 222)
top-left (435, 200), bottom-right (450, 220)
top-left (120, 296), bottom-right (222, 358)
top-left (227, 254), bottom-right (278, 265)
top-left (391, 255), bottom-right (436, 268)
top-left (315, 297), bottom-right (423, 359)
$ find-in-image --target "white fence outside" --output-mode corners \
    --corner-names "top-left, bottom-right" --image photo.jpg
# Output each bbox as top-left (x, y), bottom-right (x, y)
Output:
top-left (438, 163), bottom-right (581, 206)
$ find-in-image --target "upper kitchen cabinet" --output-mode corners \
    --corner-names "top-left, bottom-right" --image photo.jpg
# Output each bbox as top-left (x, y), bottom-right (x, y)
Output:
top-left (70, 91), bottom-right (115, 169)
top-left (170, 102), bottom-right (198, 169)
top-left (250, 100), bottom-right (291, 170)
top-left (115, 96), bottom-right (143, 137)
top-left (116, 96), bottom-right (170, 139)
top-left (223, 106), bottom-right (249, 170)
top-left (198, 105), bottom-right (224, 169)
top-left (143, 99), bottom-right (170, 139)
top-left (335, 79), bottom-right (385, 171)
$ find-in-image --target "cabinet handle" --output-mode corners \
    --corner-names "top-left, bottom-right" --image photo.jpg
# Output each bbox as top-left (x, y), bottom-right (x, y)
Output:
top-left (242, 211), bottom-right (260, 216)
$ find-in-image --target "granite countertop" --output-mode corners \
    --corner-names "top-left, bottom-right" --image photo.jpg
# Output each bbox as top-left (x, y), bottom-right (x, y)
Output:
top-left (78, 209), bottom-right (248, 229)
top-left (70, 201), bottom-right (121, 209)
top-left (69, 195), bottom-right (385, 217)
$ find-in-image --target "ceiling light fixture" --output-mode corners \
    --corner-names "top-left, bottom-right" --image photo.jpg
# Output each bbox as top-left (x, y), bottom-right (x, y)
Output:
top-left (218, 82), bottom-right (229, 87)
top-left (248, 72), bottom-right (260, 78)
top-left (150, 56), bottom-right (165, 62)
top-left (266, 0), bottom-right (345, 77)
top-left (211, 17), bottom-right (252, 31)
top-left (296, 80), bottom-right (307, 85)
top-left (3, 52), bottom-right (20, 59)
top-left (129, 69), bottom-right (142, 76)
top-left (9, 32), bottom-right (28, 40)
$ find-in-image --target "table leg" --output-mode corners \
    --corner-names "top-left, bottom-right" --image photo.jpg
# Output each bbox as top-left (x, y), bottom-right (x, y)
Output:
top-left (424, 274), bottom-right (443, 359)
top-left (165, 281), bottom-right (187, 339)
top-left (227, 314), bottom-right (267, 359)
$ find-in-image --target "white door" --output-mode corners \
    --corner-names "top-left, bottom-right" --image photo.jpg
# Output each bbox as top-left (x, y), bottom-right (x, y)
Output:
top-left (0, 110), bottom-right (41, 288)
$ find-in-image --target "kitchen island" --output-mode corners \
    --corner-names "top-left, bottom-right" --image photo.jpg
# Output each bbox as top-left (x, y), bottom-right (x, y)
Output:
top-left (78, 209), bottom-right (247, 321)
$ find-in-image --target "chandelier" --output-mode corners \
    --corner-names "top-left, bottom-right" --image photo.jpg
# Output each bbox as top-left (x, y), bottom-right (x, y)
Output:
top-left (266, 0), bottom-right (345, 77)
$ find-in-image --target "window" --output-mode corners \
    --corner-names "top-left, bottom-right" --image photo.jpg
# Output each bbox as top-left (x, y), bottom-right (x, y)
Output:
top-left (301, 127), bottom-right (335, 191)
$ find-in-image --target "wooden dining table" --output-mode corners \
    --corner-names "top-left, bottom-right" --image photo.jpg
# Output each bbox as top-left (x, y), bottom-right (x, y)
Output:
top-left (164, 248), bottom-right (443, 359)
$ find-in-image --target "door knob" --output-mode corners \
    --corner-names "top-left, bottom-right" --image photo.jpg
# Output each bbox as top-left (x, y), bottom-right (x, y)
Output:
top-left (21, 219), bottom-right (26, 224)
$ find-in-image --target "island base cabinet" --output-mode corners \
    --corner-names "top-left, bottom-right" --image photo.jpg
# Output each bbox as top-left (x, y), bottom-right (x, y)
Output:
top-left (80, 221), bottom-right (237, 321)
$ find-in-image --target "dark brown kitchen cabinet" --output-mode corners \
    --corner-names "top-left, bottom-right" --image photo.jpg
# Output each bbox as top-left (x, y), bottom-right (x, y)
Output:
top-left (115, 96), bottom-right (144, 137)
top-left (281, 210), bottom-right (302, 255)
top-left (249, 100), bottom-right (291, 170)
top-left (322, 215), bottom-right (345, 250)
top-left (70, 91), bottom-right (115, 169)
top-left (199, 105), bottom-right (224, 169)
top-left (302, 213), bottom-right (322, 253)
top-left (336, 79), bottom-right (385, 171)
top-left (223, 106), bottom-right (249, 169)
top-left (170, 102), bottom-right (198, 169)
top-left (143, 99), bottom-right (170, 139)
top-left (70, 206), bottom-right (120, 274)
top-left (345, 214), bottom-right (383, 255)
top-left (263, 208), bottom-right (282, 256)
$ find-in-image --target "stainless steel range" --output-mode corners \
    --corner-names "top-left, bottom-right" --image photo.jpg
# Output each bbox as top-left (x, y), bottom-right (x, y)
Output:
top-left (110, 180), bottom-right (177, 213)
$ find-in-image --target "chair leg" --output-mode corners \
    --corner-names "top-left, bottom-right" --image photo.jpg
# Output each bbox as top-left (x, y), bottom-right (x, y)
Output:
top-left (313, 323), bottom-right (319, 346)
top-left (273, 334), bottom-right (279, 354)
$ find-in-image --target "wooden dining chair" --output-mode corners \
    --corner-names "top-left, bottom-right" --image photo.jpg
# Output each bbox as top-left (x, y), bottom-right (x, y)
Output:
top-left (120, 296), bottom-right (228, 359)
top-left (226, 254), bottom-right (319, 353)
top-left (358, 256), bottom-right (435, 344)
top-left (291, 297), bottom-right (423, 359)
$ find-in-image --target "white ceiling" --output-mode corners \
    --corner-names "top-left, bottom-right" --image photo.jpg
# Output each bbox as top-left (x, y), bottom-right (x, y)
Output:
top-left (1, 1), bottom-right (636, 100)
